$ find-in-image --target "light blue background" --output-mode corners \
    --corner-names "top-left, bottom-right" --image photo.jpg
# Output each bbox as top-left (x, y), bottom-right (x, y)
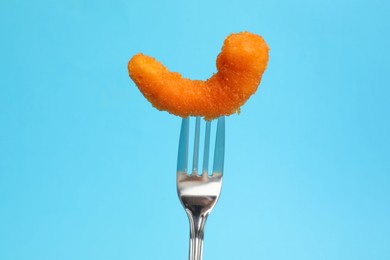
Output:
top-left (1, 0), bottom-right (389, 259)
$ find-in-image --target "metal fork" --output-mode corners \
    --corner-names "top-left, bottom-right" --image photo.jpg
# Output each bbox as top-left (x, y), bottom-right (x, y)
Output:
top-left (176, 116), bottom-right (225, 260)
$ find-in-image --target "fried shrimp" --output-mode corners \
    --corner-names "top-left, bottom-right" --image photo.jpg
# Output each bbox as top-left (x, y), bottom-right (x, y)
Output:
top-left (128, 31), bottom-right (269, 120)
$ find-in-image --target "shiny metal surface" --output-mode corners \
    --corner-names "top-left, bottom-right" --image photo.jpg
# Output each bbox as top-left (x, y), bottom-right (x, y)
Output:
top-left (176, 117), bottom-right (225, 260)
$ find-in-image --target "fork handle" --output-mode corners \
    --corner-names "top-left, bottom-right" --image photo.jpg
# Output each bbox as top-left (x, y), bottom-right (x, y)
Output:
top-left (186, 211), bottom-right (208, 260)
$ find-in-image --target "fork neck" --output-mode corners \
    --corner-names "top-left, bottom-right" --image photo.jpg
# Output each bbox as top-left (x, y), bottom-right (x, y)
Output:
top-left (186, 210), bottom-right (209, 260)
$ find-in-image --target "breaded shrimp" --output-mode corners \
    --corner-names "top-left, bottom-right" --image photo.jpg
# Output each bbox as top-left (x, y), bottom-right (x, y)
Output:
top-left (128, 31), bottom-right (269, 120)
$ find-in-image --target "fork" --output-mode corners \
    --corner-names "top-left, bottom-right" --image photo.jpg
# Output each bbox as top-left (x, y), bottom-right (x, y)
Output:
top-left (176, 116), bottom-right (225, 260)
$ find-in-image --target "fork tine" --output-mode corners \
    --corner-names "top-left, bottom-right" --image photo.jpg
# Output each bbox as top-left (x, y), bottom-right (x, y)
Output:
top-left (212, 116), bottom-right (225, 175)
top-left (202, 121), bottom-right (211, 175)
top-left (192, 117), bottom-right (201, 174)
top-left (177, 117), bottom-right (189, 173)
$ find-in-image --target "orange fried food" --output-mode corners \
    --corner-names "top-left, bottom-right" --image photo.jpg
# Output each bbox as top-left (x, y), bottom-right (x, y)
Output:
top-left (128, 31), bottom-right (269, 120)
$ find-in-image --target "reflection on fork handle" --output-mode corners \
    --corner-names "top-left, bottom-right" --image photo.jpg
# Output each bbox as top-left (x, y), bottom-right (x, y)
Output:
top-left (186, 210), bottom-right (208, 260)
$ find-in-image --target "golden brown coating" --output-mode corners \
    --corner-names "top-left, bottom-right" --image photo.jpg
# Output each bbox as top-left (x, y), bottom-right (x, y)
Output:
top-left (128, 31), bottom-right (269, 120)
